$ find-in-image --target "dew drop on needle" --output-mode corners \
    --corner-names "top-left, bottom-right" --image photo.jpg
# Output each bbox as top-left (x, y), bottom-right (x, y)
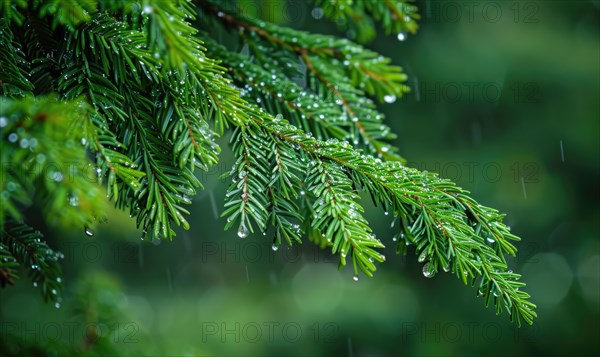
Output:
top-left (237, 222), bottom-right (249, 238)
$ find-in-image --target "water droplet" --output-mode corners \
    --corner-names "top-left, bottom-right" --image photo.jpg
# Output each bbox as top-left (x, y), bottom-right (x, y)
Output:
top-left (311, 7), bottom-right (324, 19)
top-left (486, 236), bottom-right (496, 244)
top-left (33, 281), bottom-right (38, 287)
top-left (422, 263), bottom-right (435, 278)
top-left (384, 95), bottom-right (397, 104)
top-left (55, 302), bottom-right (61, 308)
top-left (68, 194), bottom-right (79, 207)
top-left (272, 242), bottom-right (280, 251)
top-left (352, 275), bottom-right (359, 282)
top-left (237, 222), bottom-right (249, 238)
top-left (397, 32), bottom-right (406, 41)
top-left (52, 171), bottom-right (64, 182)
top-left (443, 264), bottom-right (450, 272)
top-left (0, 116), bottom-right (7, 127)
top-left (56, 277), bottom-right (62, 283)
top-left (84, 225), bottom-right (94, 237)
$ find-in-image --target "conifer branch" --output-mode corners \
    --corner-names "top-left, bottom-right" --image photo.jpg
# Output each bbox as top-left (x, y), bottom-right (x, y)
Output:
top-left (0, 20), bottom-right (34, 97)
top-left (0, 96), bottom-right (106, 230)
top-left (1, 219), bottom-right (64, 303)
top-left (312, 0), bottom-right (419, 43)
top-left (198, 2), bottom-right (407, 160)
top-left (230, 112), bottom-right (536, 325)
top-left (0, 0), bottom-right (536, 325)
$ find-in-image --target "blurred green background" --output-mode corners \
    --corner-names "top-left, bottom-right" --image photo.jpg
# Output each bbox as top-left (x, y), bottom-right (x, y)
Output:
top-left (1, 0), bottom-right (598, 356)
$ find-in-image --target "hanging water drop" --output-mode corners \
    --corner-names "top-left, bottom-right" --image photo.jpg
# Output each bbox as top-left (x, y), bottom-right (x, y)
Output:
top-left (311, 7), bottom-right (324, 19)
top-left (84, 225), bottom-right (94, 237)
top-left (237, 222), bottom-right (249, 238)
top-left (352, 275), bottom-right (359, 282)
top-left (397, 32), bottom-right (406, 41)
top-left (486, 236), bottom-right (496, 244)
top-left (141, 5), bottom-right (153, 14)
top-left (422, 262), bottom-right (435, 278)
top-left (68, 194), bottom-right (79, 207)
top-left (384, 95), bottom-right (397, 104)
top-left (272, 242), bottom-right (280, 251)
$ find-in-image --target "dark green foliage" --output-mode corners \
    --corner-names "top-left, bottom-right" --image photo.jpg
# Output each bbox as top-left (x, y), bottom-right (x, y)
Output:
top-left (0, 270), bottom-right (136, 356)
top-left (0, 0), bottom-right (536, 325)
